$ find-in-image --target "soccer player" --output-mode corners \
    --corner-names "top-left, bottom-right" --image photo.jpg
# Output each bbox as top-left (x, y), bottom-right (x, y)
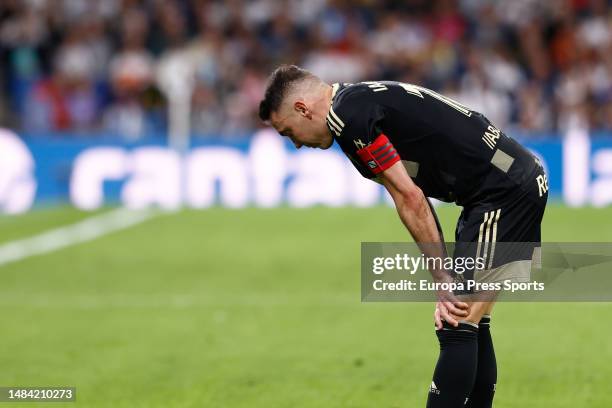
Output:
top-left (258, 65), bottom-right (548, 408)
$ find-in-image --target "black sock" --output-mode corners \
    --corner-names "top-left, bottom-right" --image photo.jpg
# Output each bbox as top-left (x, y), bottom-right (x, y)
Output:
top-left (465, 315), bottom-right (497, 408)
top-left (426, 321), bottom-right (478, 408)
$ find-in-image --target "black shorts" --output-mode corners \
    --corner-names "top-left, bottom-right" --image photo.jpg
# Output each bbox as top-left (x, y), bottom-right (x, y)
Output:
top-left (453, 159), bottom-right (548, 279)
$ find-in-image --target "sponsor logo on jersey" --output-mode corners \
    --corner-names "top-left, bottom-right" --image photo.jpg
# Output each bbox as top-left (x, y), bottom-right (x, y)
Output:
top-left (354, 139), bottom-right (366, 149)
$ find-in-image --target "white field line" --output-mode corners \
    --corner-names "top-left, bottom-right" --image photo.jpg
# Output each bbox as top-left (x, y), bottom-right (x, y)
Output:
top-left (0, 208), bottom-right (158, 267)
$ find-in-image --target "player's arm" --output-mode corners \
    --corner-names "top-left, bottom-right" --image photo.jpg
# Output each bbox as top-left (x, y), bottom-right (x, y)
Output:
top-left (379, 161), bottom-right (447, 277)
top-left (381, 163), bottom-right (440, 242)
top-left (336, 89), bottom-right (468, 325)
top-left (378, 161), bottom-right (468, 325)
top-left (350, 131), bottom-right (443, 265)
top-left (419, 195), bottom-right (460, 329)
top-left (351, 132), bottom-right (452, 279)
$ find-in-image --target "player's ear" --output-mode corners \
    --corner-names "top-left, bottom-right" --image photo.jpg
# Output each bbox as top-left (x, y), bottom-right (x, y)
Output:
top-left (294, 101), bottom-right (311, 119)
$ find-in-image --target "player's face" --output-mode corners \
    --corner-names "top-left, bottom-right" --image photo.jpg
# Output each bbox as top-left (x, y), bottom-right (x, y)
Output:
top-left (270, 105), bottom-right (333, 150)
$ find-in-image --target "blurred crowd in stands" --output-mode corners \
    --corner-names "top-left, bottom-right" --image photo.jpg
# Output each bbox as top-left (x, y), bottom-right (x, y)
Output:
top-left (0, 0), bottom-right (610, 139)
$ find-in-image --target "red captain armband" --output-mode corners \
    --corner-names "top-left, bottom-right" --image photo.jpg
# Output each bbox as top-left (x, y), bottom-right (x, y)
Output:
top-left (355, 134), bottom-right (400, 175)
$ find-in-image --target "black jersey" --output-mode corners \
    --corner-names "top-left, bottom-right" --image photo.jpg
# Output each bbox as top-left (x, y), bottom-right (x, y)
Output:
top-left (326, 81), bottom-right (541, 206)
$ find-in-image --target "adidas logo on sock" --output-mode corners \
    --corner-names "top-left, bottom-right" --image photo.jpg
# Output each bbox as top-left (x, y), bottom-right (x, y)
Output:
top-left (429, 381), bottom-right (440, 395)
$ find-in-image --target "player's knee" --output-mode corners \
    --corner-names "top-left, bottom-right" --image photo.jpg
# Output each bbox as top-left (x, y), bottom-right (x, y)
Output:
top-left (463, 302), bottom-right (494, 325)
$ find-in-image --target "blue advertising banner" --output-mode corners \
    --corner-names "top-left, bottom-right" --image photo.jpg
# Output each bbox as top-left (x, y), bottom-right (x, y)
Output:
top-left (1, 128), bottom-right (611, 214)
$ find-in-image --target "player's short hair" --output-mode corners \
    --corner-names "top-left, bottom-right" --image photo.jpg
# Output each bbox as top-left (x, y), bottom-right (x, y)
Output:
top-left (259, 65), bottom-right (315, 121)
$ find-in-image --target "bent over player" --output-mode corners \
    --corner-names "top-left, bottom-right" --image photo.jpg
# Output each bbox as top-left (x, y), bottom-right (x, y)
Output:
top-left (259, 65), bottom-right (547, 408)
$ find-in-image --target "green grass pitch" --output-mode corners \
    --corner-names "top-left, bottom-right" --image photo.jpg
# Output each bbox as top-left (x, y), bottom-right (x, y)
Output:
top-left (0, 204), bottom-right (611, 407)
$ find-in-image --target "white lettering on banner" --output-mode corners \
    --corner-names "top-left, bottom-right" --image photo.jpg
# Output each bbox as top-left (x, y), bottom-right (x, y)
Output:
top-left (347, 166), bottom-right (382, 207)
top-left (186, 148), bottom-right (250, 208)
top-left (0, 129), bottom-right (36, 214)
top-left (286, 151), bottom-right (349, 207)
top-left (591, 150), bottom-right (612, 207)
top-left (563, 127), bottom-right (590, 207)
top-left (68, 130), bottom-right (389, 210)
top-left (250, 129), bottom-right (288, 207)
top-left (62, 127), bottom-right (612, 210)
top-left (250, 128), bottom-right (384, 208)
top-left (121, 147), bottom-right (182, 210)
top-left (561, 127), bottom-right (612, 207)
top-left (70, 147), bottom-right (128, 210)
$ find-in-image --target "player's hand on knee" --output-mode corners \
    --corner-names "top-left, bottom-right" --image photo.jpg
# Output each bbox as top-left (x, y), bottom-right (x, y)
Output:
top-left (434, 301), bottom-right (469, 330)
top-left (435, 292), bottom-right (469, 329)
top-left (436, 289), bottom-right (469, 315)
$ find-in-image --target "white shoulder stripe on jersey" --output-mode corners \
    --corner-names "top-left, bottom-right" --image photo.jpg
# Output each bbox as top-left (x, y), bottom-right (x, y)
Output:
top-left (329, 106), bottom-right (345, 128)
top-left (326, 115), bottom-right (342, 132)
top-left (326, 117), bottom-right (342, 136)
top-left (327, 115), bottom-right (343, 135)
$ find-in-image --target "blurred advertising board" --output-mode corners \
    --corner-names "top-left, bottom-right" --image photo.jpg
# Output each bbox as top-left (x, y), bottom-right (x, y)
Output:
top-left (1, 127), bottom-right (611, 213)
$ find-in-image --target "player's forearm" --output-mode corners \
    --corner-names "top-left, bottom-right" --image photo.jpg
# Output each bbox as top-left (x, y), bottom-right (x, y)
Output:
top-left (395, 191), bottom-right (450, 282)
top-left (396, 192), bottom-right (439, 241)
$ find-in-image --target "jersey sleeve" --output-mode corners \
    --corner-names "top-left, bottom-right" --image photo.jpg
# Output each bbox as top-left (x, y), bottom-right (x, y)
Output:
top-left (331, 87), bottom-right (401, 177)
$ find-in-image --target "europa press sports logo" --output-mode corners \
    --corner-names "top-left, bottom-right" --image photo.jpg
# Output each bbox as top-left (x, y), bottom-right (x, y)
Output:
top-left (0, 128), bottom-right (37, 214)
